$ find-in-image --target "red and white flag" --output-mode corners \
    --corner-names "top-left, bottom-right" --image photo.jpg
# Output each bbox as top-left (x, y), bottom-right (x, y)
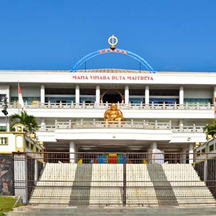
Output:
top-left (18, 83), bottom-right (25, 112)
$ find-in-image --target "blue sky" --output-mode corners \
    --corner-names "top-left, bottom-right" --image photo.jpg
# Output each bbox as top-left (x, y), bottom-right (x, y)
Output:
top-left (0, 0), bottom-right (216, 72)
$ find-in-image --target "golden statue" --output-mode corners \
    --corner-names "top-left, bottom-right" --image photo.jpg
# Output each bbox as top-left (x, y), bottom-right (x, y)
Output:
top-left (104, 103), bottom-right (124, 122)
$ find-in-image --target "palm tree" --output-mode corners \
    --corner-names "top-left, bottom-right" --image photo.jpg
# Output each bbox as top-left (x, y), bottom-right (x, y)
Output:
top-left (203, 119), bottom-right (216, 138)
top-left (9, 111), bottom-right (38, 133)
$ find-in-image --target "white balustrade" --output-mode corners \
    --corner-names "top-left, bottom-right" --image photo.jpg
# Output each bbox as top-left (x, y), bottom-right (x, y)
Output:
top-left (38, 120), bottom-right (204, 133)
top-left (3, 102), bottom-right (214, 110)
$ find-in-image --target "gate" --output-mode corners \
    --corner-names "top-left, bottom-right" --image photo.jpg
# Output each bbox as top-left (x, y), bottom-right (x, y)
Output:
top-left (13, 152), bottom-right (216, 206)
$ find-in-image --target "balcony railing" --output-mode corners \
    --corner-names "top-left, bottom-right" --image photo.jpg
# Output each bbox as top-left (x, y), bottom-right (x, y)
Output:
top-left (38, 120), bottom-right (204, 133)
top-left (3, 101), bottom-right (214, 110)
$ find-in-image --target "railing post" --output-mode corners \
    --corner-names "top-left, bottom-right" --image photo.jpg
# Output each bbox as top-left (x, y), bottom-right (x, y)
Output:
top-left (118, 119), bottom-right (121, 128)
top-left (81, 119), bottom-right (83, 128)
top-left (55, 119), bottom-right (58, 129)
top-left (140, 102), bottom-right (143, 109)
top-left (123, 153), bottom-right (126, 206)
top-left (207, 102), bottom-right (210, 109)
top-left (193, 124), bottom-right (196, 132)
top-left (129, 102), bottom-right (131, 109)
top-left (169, 120), bottom-right (171, 130)
top-left (174, 102), bottom-right (177, 109)
top-left (105, 119), bottom-right (108, 128)
top-left (48, 101), bottom-right (51, 108)
top-left (131, 119), bottom-right (133, 128)
top-left (60, 101), bottom-right (62, 108)
top-left (163, 102), bottom-right (166, 109)
top-left (185, 102), bottom-right (188, 109)
top-left (155, 120), bottom-right (157, 129)
top-left (93, 119), bottom-right (95, 128)
top-left (196, 102), bottom-right (199, 110)
top-left (143, 120), bottom-right (145, 129)
top-left (71, 101), bottom-right (74, 108)
top-left (69, 119), bottom-right (71, 129)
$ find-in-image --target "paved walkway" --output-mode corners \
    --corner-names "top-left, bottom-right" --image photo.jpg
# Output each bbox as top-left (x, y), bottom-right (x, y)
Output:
top-left (5, 205), bottom-right (216, 216)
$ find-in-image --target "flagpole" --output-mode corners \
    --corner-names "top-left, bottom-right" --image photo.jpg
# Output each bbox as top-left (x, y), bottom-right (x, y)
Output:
top-left (18, 81), bottom-right (20, 115)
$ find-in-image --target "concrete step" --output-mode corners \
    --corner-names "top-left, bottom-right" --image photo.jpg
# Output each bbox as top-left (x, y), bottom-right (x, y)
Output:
top-left (5, 206), bottom-right (216, 216)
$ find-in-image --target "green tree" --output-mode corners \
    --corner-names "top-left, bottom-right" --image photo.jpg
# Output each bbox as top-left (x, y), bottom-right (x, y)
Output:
top-left (203, 119), bottom-right (216, 138)
top-left (9, 111), bottom-right (38, 133)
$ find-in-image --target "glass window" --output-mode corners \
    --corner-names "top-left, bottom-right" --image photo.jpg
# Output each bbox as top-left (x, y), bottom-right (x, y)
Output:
top-left (202, 148), bottom-right (206, 153)
top-left (185, 98), bottom-right (212, 105)
top-left (0, 137), bottom-right (8, 145)
top-left (209, 145), bottom-right (214, 152)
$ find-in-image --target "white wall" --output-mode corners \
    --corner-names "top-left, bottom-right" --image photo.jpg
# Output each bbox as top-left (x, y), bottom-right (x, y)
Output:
top-left (184, 89), bottom-right (212, 98)
top-left (0, 85), bottom-right (8, 94)
top-left (0, 133), bottom-right (16, 152)
top-left (11, 86), bottom-right (40, 97)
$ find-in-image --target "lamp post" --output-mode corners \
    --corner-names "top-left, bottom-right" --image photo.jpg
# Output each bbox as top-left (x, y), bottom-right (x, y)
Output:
top-left (1, 96), bottom-right (9, 132)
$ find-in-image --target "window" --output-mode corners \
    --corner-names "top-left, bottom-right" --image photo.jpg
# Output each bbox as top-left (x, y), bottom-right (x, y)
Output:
top-left (201, 148), bottom-right (206, 154)
top-left (0, 137), bottom-right (8, 145)
top-left (26, 141), bottom-right (29, 148)
top-left (30, 143), bottom-right (34, 150)
top-left (184, 98), bottom-right (212, 105)
top-left (209, 145), bottom-right (214, 152)
top-left (0, 126), bottom-right (6, 132)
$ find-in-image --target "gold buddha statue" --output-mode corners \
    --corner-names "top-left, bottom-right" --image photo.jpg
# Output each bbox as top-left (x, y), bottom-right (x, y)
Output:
top-left (104, 103), bottom-right (124, 122)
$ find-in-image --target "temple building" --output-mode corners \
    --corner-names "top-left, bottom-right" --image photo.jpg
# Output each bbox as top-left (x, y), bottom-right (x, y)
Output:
top-left (0, 68), bottom-right (216, 164)
top-left (0, 36), bottom-right (216, 164)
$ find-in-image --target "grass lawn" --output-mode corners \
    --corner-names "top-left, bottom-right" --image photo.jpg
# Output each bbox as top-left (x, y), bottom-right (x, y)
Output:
top-left (0, 196), bottom-right (17, 216)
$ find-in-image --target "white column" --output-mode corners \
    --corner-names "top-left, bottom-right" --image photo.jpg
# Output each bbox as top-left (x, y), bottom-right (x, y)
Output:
top-left (69, 141), bottom-right (76, 163)
top-left (96, 85), bottom-right (100, 104)
top-left (179, 120), bottom-right (183, 132)
top-left (151, 141), bottom-right (157, 150)
top-left (40, 85), bottom-right (45, 104)
top-left (124, 85), bottom-right (129, 104)
top-left (182, 148), bottom-right (187, 164)
top-left (149, 142), bottom-right (157, 164)
top-left (14, 154), bottom-right (28, 203)
top-left (179, 86), bottom-right (184, 105)
top-left (34, 160), bottom-right (38, 182)
top-left (6, 85), bottom-right (10, 103)
top-left (41, 118), bottom-right (46, 131)
top-left (189, 143), bottom-right (194, 164)
top-left (145, 86), bottom-right (149, 105)
top-left (75, 85), bottom-right (80, 104)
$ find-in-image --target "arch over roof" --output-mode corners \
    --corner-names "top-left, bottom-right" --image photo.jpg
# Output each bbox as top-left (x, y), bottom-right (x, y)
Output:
top-left (71, 48), bottom-right (155, 74)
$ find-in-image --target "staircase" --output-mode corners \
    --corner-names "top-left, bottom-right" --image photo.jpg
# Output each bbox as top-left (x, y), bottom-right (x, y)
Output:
top-left (29, 163), bottom-right (215, 206)
top-left (147, 164), bottom-right (178, 206)
top-left (162, 164), bottom-right (215, 205)
top-left (90, 164), bottom-right (123, 206)
top-left (126, 164), bottom-right (158, 206)
top-left (29, 163), bottom-right (77, 205)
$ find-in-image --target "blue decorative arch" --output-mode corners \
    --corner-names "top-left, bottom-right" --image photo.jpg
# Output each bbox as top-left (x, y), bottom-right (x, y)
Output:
top-left (71, 48), bottom-right (155, 74)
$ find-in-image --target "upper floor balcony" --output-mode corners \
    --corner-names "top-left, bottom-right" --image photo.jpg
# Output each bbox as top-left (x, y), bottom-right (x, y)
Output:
top-left (4, 101), bottom-right (214, 110)
top-left (2, 102), bottom-right (214, 120)
top-left (37, 120), bottom-right (206, 143)
top-left (39, 119), bottom-right (204, 133)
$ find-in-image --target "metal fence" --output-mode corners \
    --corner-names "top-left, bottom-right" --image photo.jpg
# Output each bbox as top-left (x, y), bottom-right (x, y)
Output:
top-left (13, 152), bottom-right (216, 206)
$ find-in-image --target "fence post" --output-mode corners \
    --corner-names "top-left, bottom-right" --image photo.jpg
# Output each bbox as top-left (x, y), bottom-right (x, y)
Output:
top-left (13, 153), bottom-right (28, 203)
top-left (123, 153), bottom-right (126, 206)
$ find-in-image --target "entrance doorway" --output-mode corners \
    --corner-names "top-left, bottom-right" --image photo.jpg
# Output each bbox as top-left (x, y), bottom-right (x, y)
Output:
top-left (102, 91), bottom-right (123, 103)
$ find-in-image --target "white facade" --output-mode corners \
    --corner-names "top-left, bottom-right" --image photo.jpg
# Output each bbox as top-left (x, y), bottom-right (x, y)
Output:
top-left (0, 69), bottom-right (216, 157)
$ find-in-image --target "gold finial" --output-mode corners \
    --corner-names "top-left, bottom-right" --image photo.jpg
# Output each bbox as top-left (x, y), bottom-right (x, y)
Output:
top-left (108, 35), bottom-right (118, 50)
